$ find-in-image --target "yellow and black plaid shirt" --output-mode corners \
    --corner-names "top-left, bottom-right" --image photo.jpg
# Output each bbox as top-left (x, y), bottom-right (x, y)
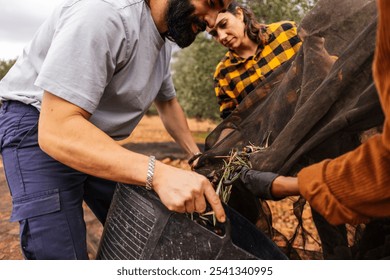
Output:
top-left (214, 21), bottom-right (302, 119)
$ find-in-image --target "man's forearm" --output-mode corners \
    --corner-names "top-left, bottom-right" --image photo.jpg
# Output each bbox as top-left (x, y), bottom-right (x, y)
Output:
top-left (39, 91), bottom-right (154, 185)
top-left (155, 98), bottom-right (200, 156)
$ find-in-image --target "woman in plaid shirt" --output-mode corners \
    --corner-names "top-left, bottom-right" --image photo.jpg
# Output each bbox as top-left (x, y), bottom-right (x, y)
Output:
top-left (209, 2), bottom-right (302, 119)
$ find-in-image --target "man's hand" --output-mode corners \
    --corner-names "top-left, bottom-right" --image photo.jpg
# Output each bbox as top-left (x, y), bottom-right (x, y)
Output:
top-left (188, 152), bottom-right (202, 170)
top-left (152, 162), bottom-right (226, 223)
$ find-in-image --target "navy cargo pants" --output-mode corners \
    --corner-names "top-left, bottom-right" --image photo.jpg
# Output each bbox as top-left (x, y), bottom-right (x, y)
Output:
top-left (0, 101), bottom-right (116, 259)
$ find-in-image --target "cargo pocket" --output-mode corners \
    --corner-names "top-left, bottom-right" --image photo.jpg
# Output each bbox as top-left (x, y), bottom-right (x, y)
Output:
top-left (11, 188), bottom-right (61, 222)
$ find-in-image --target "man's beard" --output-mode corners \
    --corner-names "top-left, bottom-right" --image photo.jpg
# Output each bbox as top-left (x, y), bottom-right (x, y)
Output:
top-left (165, 0), bottom-right (207, 48)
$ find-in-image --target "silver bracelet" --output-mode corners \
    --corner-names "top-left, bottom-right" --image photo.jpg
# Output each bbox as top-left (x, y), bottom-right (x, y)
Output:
top-left (145, 155), bottom-right (156, 190)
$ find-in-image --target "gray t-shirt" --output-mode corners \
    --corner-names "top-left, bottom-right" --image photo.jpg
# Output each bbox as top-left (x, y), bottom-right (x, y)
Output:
top-left (0, 0), bottom-right (175, 139)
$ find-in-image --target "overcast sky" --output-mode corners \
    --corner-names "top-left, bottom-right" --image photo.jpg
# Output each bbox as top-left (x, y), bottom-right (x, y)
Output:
top-left (0, 0), bottom-right (63, 60)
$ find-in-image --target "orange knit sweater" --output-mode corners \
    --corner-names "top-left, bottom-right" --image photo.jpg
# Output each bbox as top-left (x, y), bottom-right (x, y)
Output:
top-left (297, 0), bottom-right (390, 225)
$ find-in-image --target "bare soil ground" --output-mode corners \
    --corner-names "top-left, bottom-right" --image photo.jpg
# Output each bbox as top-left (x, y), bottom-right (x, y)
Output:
top-left (0, 115), bottom-right (320, 260)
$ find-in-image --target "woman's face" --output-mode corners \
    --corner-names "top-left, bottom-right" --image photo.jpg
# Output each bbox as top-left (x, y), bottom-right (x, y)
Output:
top-left (208, 9), bottom-right (246, 51)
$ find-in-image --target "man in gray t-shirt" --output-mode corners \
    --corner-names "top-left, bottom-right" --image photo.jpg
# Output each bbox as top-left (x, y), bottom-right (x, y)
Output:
top-left (0, 0), bottom-right (231, 259)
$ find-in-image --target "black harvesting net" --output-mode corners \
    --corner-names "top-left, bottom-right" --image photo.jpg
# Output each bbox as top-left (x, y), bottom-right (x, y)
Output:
top-left (195, 0), bottom-right (389, 259)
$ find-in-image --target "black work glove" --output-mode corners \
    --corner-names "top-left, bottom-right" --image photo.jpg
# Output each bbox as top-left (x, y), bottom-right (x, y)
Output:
top-left (239, 167), bottom-right (280, 200)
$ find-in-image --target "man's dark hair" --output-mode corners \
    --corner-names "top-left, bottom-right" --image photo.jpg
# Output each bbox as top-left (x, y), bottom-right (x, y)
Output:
top-left (165, 0), bottom-right (206, 48)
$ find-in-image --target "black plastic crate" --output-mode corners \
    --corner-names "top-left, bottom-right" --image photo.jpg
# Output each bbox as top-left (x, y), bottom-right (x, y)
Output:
top-left (96, 183), bottom-right (285, 260)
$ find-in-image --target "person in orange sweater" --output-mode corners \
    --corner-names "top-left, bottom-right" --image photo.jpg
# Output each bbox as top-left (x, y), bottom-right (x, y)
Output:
top-left (240, 0), bottom-right (390, 226)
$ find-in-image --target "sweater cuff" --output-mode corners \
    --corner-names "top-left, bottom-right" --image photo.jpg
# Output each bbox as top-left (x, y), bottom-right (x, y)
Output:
top-left (297, 161), bottom-right (369, 225)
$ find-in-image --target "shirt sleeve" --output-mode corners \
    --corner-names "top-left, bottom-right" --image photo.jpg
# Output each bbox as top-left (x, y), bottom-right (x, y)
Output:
top-left (297, 0), bottom-right (390, 226)
top-left (35, 1), bottom-right (127, 113)
top-left (298, 136), bottom-right (389, 225)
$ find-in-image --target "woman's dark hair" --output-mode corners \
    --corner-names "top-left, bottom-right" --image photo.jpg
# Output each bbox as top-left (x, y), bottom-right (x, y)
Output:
top-left (226, 2), bottom-right (268, 46)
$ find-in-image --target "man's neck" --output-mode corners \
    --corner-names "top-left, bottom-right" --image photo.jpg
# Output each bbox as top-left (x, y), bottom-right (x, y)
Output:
top-left (148, 0), bottom-right (168, 34)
